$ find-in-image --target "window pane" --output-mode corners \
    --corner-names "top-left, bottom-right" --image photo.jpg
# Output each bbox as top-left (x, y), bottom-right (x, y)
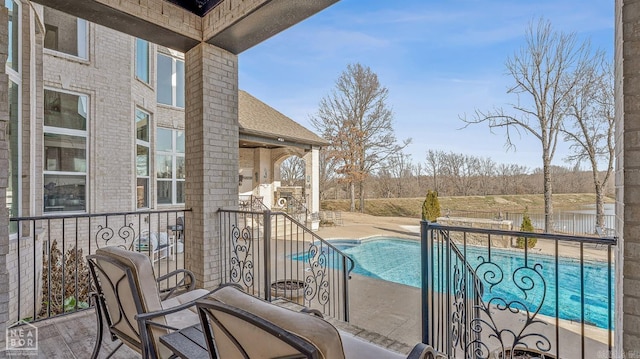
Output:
top-left (7, 0), bottom-right (19, 72)
top-left (136, 178), bottom-right (148, 209)
top-left (43, 7), bottom-right (87, 58)
top-left (156, 155), bottom-right (172, 179)
top-left (176, 131), bottom-right (185, 153)
top-left (135, 109), bottom-right (149, 142)
top-left (176, 157), bottom-right (185, 179)
top-left (44, 90), bottom-right (87, 130)
top-left (176, 60), bottom-right (185, 108)
top-left (44, 133), bottom-right (86, 172)
top-left (135, 38), bottom-right (149, 83)
top-left (157, 181), bottom-right (172, 205)
top-left (157, 128), bottom-right (172, 152)
top-left (8, 80), bottom-right (19, 221)
top-left (44, 174), bottom-right (86, 212)
top-left (176, 181), bottom-right (185, 204)
top-left (157, 54), bottom-right (172, 105)
top-left (137, 145), bottom-right (149, 176)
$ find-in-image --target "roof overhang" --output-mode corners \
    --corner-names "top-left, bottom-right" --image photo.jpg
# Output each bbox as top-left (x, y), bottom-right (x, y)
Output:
top-left (30, 0), bottom-right (339, 54)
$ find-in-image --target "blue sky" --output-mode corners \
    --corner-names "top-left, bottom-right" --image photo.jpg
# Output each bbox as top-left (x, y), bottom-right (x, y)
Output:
top-left (238, 0), bottom-right (614, 171)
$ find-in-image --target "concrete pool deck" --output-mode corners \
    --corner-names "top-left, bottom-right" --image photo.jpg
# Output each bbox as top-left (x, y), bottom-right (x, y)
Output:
top-left (314, 212), bottom-right (614, 358)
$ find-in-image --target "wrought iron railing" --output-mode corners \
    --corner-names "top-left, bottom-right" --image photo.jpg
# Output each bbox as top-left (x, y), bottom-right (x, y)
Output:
top-left (218, 209), bottom-right (354, 321)
top-left (421, 221), bottom-right (616, 359)
top-left (239, 194), bottom-right (269, 212)
top-left (8, 209), bottom-right (189, 324)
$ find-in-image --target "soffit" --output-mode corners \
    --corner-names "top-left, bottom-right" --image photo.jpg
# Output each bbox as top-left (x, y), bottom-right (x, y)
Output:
top-left (30, 0), bottom-right (339, 54)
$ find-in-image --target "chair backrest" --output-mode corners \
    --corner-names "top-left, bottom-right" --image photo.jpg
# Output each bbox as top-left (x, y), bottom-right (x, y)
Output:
top-left (87, 246), bottom-right (169, 358)
top-left (197, 286), bottom-right (346, 359)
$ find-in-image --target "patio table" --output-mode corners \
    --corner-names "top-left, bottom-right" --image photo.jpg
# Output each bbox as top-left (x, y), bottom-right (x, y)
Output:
top-left (160, 324), bottom-right (211, 359)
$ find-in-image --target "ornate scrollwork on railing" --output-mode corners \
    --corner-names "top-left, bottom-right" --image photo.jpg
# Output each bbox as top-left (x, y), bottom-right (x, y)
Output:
top-left (451, 262), bottom-right (467, 350)
top-left (304, 244), bottom-right (330, 307)
top-left (229, 224), bottom-right (254, 287)
top-left (467, 256), bottom-right (551, 359)
top-left (95, 223), bottom-right (135, 249)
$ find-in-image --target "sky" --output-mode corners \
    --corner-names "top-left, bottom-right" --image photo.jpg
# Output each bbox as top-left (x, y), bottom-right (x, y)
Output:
top-left (238, 0), bottom-right (614, 171)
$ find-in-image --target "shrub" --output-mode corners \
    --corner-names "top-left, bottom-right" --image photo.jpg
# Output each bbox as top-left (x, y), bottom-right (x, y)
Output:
top-left (422, 190), bottom-right (441, 222)
top-left (517, 208), bottom-right (537, 249)
top-left (39, 240), bottom-right (90, 318)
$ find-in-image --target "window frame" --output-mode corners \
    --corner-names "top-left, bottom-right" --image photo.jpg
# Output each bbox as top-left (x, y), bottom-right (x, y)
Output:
top-left (42, 7), bottom-right (88, 60)
top-left (156, 128), bottom-right (185, 206)
top-left (6, 0), bottom-right (21, 230)
top-left (43, 88), bottom-right (89, 214)
top-left (156, 53), bottom-right (184, 108)
top-left (135, 38), bottom-right (150, 84)
top-left (135, 108), bottom-right (151, 210)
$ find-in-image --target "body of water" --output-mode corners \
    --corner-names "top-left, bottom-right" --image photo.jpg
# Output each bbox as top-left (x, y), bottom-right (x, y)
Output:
top-left (296, 237), bottom-right (614, 329)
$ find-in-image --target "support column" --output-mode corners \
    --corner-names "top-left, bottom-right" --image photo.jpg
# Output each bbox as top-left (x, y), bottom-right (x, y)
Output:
top-left (618, 0), bottom-right (640, 355)
top-left (184, 42), bottom-right (238, 289)
top-left (0, 6), bottom-right (10, 348)
top-left (304, 147), bottom-right (320, 230)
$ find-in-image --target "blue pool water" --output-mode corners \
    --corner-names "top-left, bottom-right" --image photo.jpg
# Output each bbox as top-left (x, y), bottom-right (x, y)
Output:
top-left (297, 237), bottom-right (614, 329)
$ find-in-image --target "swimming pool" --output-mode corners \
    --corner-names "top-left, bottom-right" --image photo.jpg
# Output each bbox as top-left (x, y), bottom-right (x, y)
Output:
top-left (295, 237), bottom-right (614, 329)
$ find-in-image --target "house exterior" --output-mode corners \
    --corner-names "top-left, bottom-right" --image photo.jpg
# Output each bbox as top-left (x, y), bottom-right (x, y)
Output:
top-left (1, 0), bottom-right (639, 356)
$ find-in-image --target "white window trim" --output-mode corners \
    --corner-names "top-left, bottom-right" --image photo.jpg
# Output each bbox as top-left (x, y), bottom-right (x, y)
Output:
top-left (156, 53), bottom-right (184, 109)
top-left (43, 88), bottom-right (89, 214)
top-left (43, 15), bottom-right (89, 61)
top-left (136, 108), bottom-right (151, 210)
top-left (156, 128), bottom-right (185, 205)
top-left (7, 0), bottom-right (21, 236)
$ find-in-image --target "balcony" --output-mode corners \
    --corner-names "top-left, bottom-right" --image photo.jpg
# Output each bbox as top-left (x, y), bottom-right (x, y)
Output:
top-left (4, 211), bottom-right (616, 358)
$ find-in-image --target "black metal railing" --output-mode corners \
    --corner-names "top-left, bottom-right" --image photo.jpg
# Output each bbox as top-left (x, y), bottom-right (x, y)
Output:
top-left (239, 195), bottom-right (269, 212)
top-left (218, 209), bottom-right (354, 321)
top-left (421, 221), bottom-right (616, 359)
top-left (8, 209), bottom-right (189, 324)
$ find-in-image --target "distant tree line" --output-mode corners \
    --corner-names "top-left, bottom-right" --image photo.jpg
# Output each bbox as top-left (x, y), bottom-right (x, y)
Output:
top-left (313, 149), bottom-right (613, 200)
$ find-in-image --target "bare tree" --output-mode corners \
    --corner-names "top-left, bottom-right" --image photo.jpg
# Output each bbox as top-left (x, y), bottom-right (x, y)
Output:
top-left (311, 63), bottom-right (410, 212)
top-left (562, 56), bottom-right (614, 229)
top-left (425, 149), bottom-right (444, 194)
top-left (461, 19), bottom-right (597, 232)
top-left (280, 156), bottom-right (305, 186)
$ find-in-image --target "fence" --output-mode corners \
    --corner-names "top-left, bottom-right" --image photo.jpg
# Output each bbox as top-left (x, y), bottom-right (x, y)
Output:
top-left (8, 209), bottom-right (189, 324)
top-left (218, 209), bottom-right (354, 321)
top-left (421, 221), bottom-right (616, 359)
top-left (444, 209), bottom-right (615, 237)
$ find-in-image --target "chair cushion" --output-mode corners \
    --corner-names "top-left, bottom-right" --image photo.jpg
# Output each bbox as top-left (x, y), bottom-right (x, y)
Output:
top-left (162, 289), bottom-right (210, 313)
top-left (209, 286), bottom-right (346, 359)
top-left (340, 331), bottom-right (405, 359)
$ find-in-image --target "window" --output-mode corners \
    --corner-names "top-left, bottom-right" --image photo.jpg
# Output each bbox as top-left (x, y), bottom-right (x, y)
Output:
top-left (156, 128), bottom-right (185, 205)
top-left (44, 89), bottom-right (88, 213)
top-left (6, 0), bottom-right (19, 72)
top-left (43, 7), bottom-right (88, 59)
top-left (136, 109), bottom-right (150, 209)
top-left (7, 0), bottom-right (21, 232)
top-left (156, 54), bottom-right (184, 108)
top-left (135, 38), bottom-right (149, 83)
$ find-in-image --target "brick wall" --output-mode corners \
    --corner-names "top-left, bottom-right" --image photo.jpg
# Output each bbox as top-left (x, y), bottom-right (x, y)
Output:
top-left (0, 5), bottom-right (9, 350)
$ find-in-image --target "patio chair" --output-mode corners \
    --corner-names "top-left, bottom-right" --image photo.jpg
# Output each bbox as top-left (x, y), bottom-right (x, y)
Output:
top-left (196, 285), bottom-right (444, 359)
top-left (87, 246), bottom-right (211, 359)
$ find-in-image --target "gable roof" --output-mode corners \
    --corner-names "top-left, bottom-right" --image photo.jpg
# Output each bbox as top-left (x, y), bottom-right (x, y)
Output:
top-left (239, 90), bottom-right (329, 147)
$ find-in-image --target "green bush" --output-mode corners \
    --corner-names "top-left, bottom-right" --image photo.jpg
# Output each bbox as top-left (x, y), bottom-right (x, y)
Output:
top-left (422, 190), bottom-right (441, 222)
top-left (517, 208), bottom-right (537, 249)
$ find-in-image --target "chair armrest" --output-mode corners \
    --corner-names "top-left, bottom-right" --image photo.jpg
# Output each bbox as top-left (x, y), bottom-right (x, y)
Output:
top-left (406, 343), bottom-right (446, 359)
top-left (157, 269), bottom-right (196, 300)
top-left (300, 307), bottom-right (324, 318)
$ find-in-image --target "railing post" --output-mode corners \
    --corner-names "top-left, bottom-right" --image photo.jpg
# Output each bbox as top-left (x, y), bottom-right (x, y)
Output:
top-left (263, 210), bottom-right (271, 302)
top-left (420, 220), bottom-right (431, 345)
top-left (343, 256), bottom-right (349, 322)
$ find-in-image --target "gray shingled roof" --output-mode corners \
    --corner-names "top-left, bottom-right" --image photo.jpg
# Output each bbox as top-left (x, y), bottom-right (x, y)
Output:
top-left (239, 90), bottom-right (329, 147)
